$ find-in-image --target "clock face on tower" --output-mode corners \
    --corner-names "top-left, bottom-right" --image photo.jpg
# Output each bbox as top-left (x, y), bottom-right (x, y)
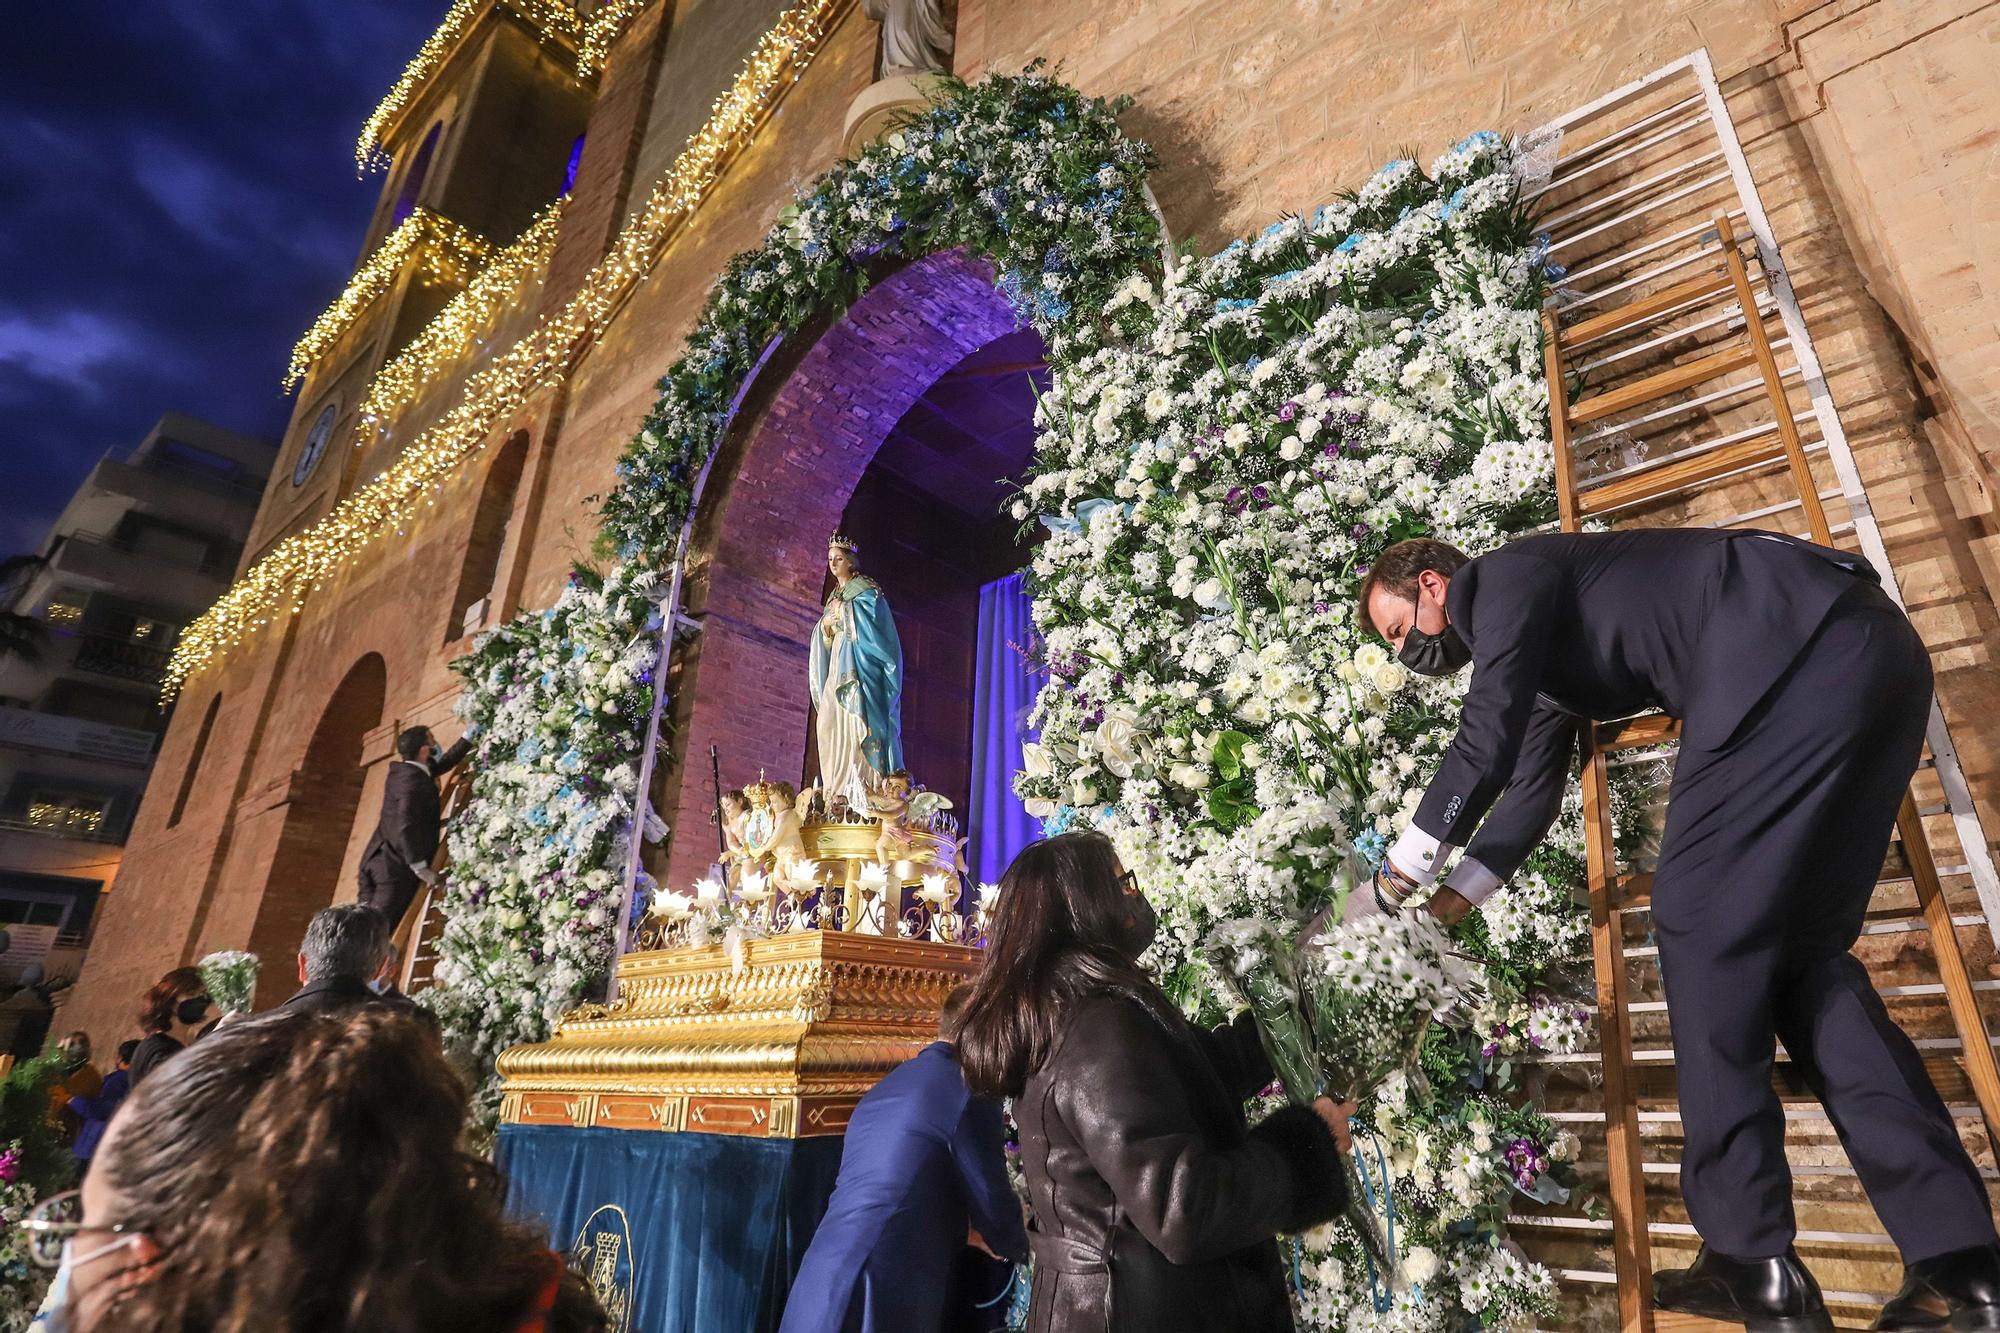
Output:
top-left (295, 402), bottom-right (337, 488)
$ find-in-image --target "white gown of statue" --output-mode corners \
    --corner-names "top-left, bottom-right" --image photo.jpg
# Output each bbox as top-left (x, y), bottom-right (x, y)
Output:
top-left (809, 575), bottom-right (904, 803)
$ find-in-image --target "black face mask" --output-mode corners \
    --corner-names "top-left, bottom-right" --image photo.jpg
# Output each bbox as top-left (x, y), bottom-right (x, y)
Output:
top-left (1398, 617), bottom-right (1472, 677)
top-left (176, 995), bottom-right (213, 1027)
top-left (1119, 893), bottom-right (1159, 960)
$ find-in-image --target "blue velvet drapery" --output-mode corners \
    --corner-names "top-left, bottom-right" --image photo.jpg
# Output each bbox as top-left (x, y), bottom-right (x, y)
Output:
top-left (969, 574), bottom-right (1046, 888)
top-left (498, 1124), bottom-right (843, 1333)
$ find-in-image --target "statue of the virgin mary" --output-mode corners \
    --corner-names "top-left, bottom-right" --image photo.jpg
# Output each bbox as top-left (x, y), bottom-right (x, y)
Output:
top-left (809, 535), bottom-right (904, 801)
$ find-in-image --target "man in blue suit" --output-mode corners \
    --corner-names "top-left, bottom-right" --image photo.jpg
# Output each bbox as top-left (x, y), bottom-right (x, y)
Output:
top-left (780, 987), bottom-right (1029, 1333)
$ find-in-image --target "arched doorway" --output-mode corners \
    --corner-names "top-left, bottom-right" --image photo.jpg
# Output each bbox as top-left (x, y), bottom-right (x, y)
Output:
top-left (245, 653), bottom-right (386, 1003)
top-left (660, 250), bottom-right (1042, 891)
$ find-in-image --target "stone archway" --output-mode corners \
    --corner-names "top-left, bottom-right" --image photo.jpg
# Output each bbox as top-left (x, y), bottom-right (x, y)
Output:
top-left (660, 249), bottom-right (1027, 890)
top-left (244, 652), bottom-right (387, 1002)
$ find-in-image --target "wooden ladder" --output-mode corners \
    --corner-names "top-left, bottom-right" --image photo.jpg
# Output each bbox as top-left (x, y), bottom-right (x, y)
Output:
top-left (1541, 214), bottom-right (2000, 1333)
top-left (396, 769), bottom-right (470, 995)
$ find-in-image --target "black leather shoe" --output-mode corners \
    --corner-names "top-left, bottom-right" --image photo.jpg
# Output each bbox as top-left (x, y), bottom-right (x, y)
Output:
top-left (1873, 1243), bottom-right (2000, 1332)
top-left (1654, 1245), bottom-right (1835, 1333)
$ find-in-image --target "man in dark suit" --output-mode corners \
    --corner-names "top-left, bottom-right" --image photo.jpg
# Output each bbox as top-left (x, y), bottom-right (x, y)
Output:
top-left (272, 903), bottom-right (439, 1037)
top-left (778, 987), bottom-right (1028, 1333)
top-left (1358, 529), bottom-right (1998, 1332)
top-left (356, 725), bottom-right (473, 929)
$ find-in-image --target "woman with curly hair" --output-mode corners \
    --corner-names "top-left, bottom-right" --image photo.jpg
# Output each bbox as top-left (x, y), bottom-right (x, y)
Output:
top-left (126, 966), bottom-right (212, 1087)
top-left (34, 1006), bottom-right (606, 1333)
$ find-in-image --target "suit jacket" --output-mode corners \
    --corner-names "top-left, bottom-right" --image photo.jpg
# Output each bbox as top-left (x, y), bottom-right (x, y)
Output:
top-left (359, 737), bottom-right (472, 876)
top-left (1014, 994), bottom-right (1345, 1333)
top-left (780, 1042), bottom-right (1029, 1333)
top-left (270, 974), bottom-right (443, 1037)
top-left (1416, 529), bottom-right (1878, 878)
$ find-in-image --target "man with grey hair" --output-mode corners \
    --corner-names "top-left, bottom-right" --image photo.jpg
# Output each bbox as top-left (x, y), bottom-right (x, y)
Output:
top-left (272, 903), bottom-right (437, 1036)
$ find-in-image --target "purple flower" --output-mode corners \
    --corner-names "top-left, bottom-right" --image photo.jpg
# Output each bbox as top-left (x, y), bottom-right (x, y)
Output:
top-left (1350, 522), bottom-right (1371, 541)
top-left (0, 1148), bottom-right (20, 1183)
top-left (1278, 400), bottom-right (1298, 422)
top-left (1504, 1138), bottom-right (1550, 1191)
top-left (1312, 601), bottom-right (1330, 615)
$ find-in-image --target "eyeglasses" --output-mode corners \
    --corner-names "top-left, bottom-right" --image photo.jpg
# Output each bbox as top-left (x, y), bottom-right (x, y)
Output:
top-left (18, 1191), bottom-right (143, 1270)
top-left (1117, 869), bottom-right (1140, 896)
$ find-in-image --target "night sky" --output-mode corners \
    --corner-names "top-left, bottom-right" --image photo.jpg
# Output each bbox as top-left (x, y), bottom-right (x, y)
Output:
top-left (0, 3), bottom-right (446, 555)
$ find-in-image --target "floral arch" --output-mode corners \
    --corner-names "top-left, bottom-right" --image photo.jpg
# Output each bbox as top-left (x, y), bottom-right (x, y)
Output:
top-left (432, 66), bottom-right (1593, 1331)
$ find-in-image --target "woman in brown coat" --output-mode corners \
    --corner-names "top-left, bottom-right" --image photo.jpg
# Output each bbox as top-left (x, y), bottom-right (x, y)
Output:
top-left (955, 831), bottom-right (1352, 1333)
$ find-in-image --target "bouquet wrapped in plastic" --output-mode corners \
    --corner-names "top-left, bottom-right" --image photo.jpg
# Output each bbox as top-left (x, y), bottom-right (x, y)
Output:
top-left (1207, 895), bottom-right (1479, 1297)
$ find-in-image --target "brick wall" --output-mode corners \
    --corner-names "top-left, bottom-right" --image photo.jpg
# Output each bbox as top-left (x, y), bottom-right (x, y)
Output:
top-left (74, 0), bottom-right (2000, 1071)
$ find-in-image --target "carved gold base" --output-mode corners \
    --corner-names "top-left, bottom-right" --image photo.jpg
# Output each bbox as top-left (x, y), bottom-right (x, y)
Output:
top-left (496, 931), bottom-right (981, 1138)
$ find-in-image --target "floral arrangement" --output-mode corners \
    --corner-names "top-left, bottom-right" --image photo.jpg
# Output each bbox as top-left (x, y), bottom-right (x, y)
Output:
top-left (0, 1141), bottom-right (48, 1331)
top-left (434, 67), bottom-right (1163, 1112)
top-left (0, 1055), bottom-right (77, 1330)
top-left (1013, 133), bottom-right (1597, 1330)
top-left (425, 565), bottom-right (660, 1118)
top-left (430, 67), bottom-right (1620, 1328)
top-left (196, 950), bottom-right (261, 1015)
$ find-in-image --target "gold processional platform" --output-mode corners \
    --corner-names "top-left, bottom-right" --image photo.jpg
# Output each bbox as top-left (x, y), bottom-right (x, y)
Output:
top-left (498, 818), bottom-right (983, 1139)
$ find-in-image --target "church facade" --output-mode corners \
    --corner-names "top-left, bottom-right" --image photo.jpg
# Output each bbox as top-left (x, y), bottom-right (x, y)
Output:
top-left (66, 0), bottom-right (2000, 1298)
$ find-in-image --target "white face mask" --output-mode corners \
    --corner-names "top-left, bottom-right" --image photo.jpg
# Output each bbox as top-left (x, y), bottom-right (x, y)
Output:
top-left (33, 1233), bottom-right (143, 1331)
top-left (32, 1241), bottom-right (76, 1332)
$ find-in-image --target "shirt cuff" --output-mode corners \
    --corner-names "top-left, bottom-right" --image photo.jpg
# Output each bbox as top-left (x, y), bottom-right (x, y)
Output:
top-left (1386, 825), bottom-right (1450, 887)
top-left (1443, 856), bottom-right (1503, 906)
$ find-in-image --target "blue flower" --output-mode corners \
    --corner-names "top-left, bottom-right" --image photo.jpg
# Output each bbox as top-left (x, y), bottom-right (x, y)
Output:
top-left (1335, 233), bottom-right (1363, 253)
top-left (1440, 186), bottom-right (1469, 221)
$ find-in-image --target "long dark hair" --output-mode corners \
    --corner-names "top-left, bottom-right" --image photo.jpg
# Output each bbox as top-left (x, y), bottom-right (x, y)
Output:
top-left (87, 1008), bottom-right (606, 1333)
top-left (956, 831), bottom-right (1150, 1099)
top-left (137, 966), bottom-right (207, 1034)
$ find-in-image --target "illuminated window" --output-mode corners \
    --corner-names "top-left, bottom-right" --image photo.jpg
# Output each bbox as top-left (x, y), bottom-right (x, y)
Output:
top-left (43, 602), bottom-right (82, 630)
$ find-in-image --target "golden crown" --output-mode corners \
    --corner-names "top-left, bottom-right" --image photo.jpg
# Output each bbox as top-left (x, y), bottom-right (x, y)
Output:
top-left (827, 533), bottom-right (859, 554)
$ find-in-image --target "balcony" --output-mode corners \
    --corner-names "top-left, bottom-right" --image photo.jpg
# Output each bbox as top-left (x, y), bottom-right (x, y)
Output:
top-left (48, 531), bottom-right (235, 607)
top-left (72, 633), bottom-right (171, 689)
top-left (91, 456), bottom-right (266, 538)
top-left (0, 812), bottom-right (126, 846)
top-left (0, 705), bottom-right (157, 768)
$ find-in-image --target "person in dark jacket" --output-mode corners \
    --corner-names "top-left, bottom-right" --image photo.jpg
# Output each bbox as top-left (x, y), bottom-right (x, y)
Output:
top-left (954, 832), bottom-right (1350, 1333)
top-left (69, 1039), bottom-right (136, 1166)
top-left (272, 904), bottom-right (439, 1038)
top-left (779, 986), bottom-right (1028, 1333)
top-left (357, 725), bottom-right (473, 929)
top-left (1357, 530), bottom-right (2000, 1332)
top-left (127, 967), bottom-right (214, 1088)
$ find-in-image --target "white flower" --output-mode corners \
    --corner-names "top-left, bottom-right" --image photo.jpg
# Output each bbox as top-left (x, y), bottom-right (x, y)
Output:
top-left (1370, 662), bottom-right (1407, 694)
top-left (1401, 1246), bottom-right (1441, 1285)
top-left (1096, 708), bottom-right (1148, 779)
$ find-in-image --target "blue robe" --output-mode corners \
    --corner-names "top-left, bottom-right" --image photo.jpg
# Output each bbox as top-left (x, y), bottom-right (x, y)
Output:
top-left (810, 575), bottom-right (904, 788)
top-left (779, 1042), bottom-right (1028, 1333)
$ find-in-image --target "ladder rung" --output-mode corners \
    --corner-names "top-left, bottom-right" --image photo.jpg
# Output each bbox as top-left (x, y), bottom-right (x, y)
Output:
top-left (1578, 429), bottom-right (1790, 516)
top-left (1594, 712), bottom-right (1678, 751)
top-left (1534, 97), bottom-right (1708, 198)
top-left (1510, 1215), bottom-right (1899, 1249)
top-left (1559, 269), bottom-right (1734, 346)
top-left (1574, 362), bottom-right (1800, 446)
top-left (1606, 871), bottom-right (1652, 911)
top-left (1536, 149), bottom-right (1728, 235)
top-left (1575, 279), bottom-right (1766, 374)
top-left (1546, 1104), bottom-right (1988, 1125)
top-left (1569, 345), bottom-right (1757, 424)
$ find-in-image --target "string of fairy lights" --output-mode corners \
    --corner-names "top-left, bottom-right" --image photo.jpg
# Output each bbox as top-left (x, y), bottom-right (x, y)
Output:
top-left (357, 200), bottom-right (567, 426)
top-left (356, 0), bottom-right (585, 172)
top-left (163, 0), bottom-right (851, 699)
top-left (283, 209), bottom-right (493, 391)
top-left (576, 0), bottom-right (652, 72)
